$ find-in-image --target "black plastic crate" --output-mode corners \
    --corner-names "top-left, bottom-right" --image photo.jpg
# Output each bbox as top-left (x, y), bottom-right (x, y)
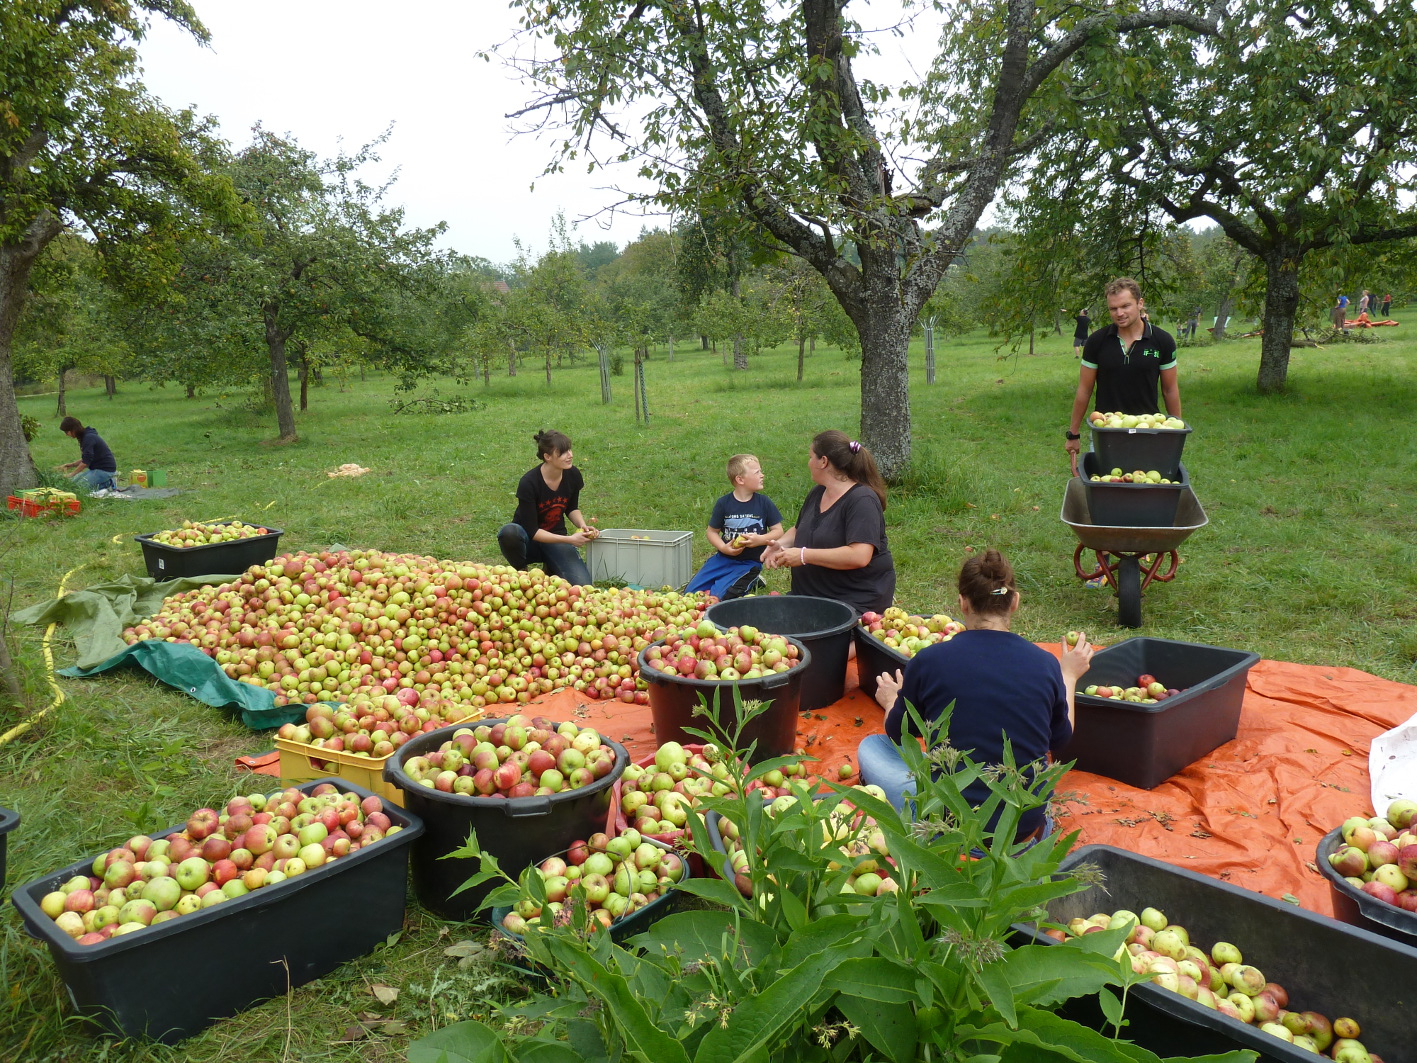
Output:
top-left (1090, 422), bottom-right (1192, 480)
top-left (1013, 844), bottom-right (1417, 1063)
top-left (1316, 826), bottom-right (1417, 947)
top-left (10, 780), bottom-right (421, 1043)
top-left (0, 804), bottom-right (18, 898)
top-left (853, 626), bottom-right (909, 703)
top-left (1058, 636), bottom-right (1259, 789)
top-left (134, 522), bottom-right (284, 580)
top-left (1078, 454), bottom-right (1190, 528)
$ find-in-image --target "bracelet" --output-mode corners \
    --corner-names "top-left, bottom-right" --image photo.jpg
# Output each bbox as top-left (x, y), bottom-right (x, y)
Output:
top-left (799, 547), bottom-right (806, 567)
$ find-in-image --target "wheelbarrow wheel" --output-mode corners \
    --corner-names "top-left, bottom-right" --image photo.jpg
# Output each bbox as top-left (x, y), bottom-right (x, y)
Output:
top-left (1117, 555), bottom-right (1142, 628)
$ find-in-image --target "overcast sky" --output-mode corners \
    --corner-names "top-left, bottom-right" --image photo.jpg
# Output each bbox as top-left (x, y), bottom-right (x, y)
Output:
top-left (136, 2), bottom-right (665, 265)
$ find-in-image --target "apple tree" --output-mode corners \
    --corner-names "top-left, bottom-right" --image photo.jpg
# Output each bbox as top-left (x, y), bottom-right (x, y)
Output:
top-left (491, 0), bottom-right (1224, 477)
top-left (161, 127), bottom-right (450, 440)
top-left (1030, 0), bottom-right (1417, 391)
top-left (0, 0), bottom-right (244, 496)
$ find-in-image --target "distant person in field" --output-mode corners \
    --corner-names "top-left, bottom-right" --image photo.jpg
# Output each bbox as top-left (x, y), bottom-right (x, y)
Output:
top-left (1065, 277), bottom-right (1182, 462)
top-left (1333, 293), bottom-right (1349, 330)
top-left (56, 415), bottom-right (117, 490)
top-left (1381, 293), bottom-right (1393, 318)
top-left (496, 429), bottom-right (596, 586)
top-left (684, 453), bottom-right (784, 600)
top-left (1072, 308), bottom-right (1090, 359)
top-left (1358, 290), bottom-right (1371, 316)
top-left (1188, 307), bottom-right (1201, 340)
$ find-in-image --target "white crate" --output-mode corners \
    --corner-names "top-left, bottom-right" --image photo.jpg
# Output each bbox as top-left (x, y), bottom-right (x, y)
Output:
top-left (586, 529), bottom-right (693, 588)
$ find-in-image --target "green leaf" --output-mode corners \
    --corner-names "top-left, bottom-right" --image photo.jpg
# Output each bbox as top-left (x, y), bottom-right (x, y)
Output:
top-left (779, 913), bottom-right (870, 968)
top-left (516, 1041), bottom-right (589, 1063)
top-left (835, 995), bottom-right (917, 1063)
top-left (1097, 986), bottom-right (1125, 1031)
top-left (628, 909), bottom-right (776, 967)
top-left (692, 947), bottom-right (847, 1063)
top-left (541, 939), bottom-right (691, 1063)
top-left (821, 957), bottom-right (920, 1003)
top-left (407, 1020), bottom-right (513, 1063)
top-left (677, 877), bottom-right (752, 911)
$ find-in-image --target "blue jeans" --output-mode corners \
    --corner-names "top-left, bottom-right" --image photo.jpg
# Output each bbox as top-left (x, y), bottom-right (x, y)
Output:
top-left (497, 523), bottom-right (592, 586)
top-left (856, 733), bottom-right (1053, 851)
top-left (73, 469), bottom-right (116, 491)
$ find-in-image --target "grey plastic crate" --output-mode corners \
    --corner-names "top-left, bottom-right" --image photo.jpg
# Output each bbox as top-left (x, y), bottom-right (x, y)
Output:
top-left (587, 529), bottom-right (692, 588)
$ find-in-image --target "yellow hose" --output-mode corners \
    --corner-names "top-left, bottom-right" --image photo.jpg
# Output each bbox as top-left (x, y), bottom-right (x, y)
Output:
top-left (0, 561), bottom-right (89, 747)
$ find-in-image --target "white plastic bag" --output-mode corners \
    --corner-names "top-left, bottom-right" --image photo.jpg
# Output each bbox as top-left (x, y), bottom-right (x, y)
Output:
top-left (1370, 711), bottom-right (1417, 813)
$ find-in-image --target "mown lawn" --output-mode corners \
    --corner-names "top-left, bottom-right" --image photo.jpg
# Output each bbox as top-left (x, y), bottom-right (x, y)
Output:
top-left (2, 318), bottom-right (1414, 1059)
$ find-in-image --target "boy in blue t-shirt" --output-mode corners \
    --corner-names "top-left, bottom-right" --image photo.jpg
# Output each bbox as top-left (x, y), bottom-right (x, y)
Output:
top-left (685, 454), bottom-right (784, 600)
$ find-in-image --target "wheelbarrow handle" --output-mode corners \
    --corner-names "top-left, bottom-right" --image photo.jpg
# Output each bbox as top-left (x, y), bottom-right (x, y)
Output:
top-left (1068, 451), bottom-right (1079, 478)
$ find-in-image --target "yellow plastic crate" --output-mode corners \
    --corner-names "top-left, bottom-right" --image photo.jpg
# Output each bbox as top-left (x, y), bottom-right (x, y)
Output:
top-left (275, 738), bottom-right (405, 808)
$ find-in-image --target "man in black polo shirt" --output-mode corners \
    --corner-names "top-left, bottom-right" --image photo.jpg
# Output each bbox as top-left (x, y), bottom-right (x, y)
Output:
top-left (57, 415), bottom-right (118, 490)
top-left (1064, 277), bottom-right (1181, 461)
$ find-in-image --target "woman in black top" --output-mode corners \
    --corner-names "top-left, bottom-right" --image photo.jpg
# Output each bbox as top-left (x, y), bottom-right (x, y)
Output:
top-left (496, 429), bottom-right (596, 586)
top-left (761, 430), bottom-right (895, 615)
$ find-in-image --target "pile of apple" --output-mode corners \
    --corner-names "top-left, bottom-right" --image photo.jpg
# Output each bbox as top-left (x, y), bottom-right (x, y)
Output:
top-left (149, 521), bottom-right (272, 548)
top-left (617, 741), bottom-right (808, 839)
top-left (1082, 672), bottom-right (1187, 703)
top-left (122, 550), bottom-right (709, 708)
top-left (36, 784), bottom-right (398, 945)
top-left (1326, 799), bottom-right (1417, 913)
top-left (1089, 411), bottom-right (1188, 430)
top-left (639, 620), bottom-right (801, 681)
top-left (500, 829), bottom-right (687, 936)
top-left (859, 607), bottom-right (964, 658)
top-left (1088, 468), bottom-right (1180, 485)
top-left (276, 692), bottom-right (477, 761)
top-left (398, 716), bottom-right (617, 798)
top-left (717, 785), bottom-right (899, 899)
top-left (1058, 908), bottom-right (1378, 1059)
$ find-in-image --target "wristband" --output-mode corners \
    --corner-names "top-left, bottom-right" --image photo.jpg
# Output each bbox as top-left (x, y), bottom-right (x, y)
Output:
top-left (1065, 430), bottom-right (1080, 440)
top-left (800, 547), bottom-right (806, 567)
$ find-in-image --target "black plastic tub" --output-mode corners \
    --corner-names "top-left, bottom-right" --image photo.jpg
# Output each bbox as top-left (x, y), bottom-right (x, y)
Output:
top-left (705, 595), bottom-right (856, 712)
top-left (1090, 422), bottom-right (1192, 480)
top-left (1059, 636), bottom-right (1259, 789)
top-left (134, 522), bottom-right (284, 580)
top-left (852, 626), bottom-right (909, 703)
top-left (0, 804), bottom-right (18, 898)
top-left (1316, 826), bottom-right (1417, 947)
top-left (1013, 844), bottom-right (1417, 1063)
top-left (1079, 453), bottom-right (1190, 528)
top-left (383, 720), bottom-right (628, 921)
top-left (489, 837), bottom-right (691, 956)
top-left (10, 780), bottom-right (421, 1044)
top-left (637, 638), bottom-right (810, 762)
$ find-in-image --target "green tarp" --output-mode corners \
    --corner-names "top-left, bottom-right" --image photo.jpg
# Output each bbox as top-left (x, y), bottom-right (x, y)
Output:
top-left (11, 574), bottom-right (305, 730)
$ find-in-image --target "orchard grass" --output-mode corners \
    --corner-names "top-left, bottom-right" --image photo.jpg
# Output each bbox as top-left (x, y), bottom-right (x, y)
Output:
top-left (2, 317), bottom-right (1415, 1058)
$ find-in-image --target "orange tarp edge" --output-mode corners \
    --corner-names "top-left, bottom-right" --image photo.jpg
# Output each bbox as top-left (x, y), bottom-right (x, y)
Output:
top-left (524, 651), bottom-right (1417, 918)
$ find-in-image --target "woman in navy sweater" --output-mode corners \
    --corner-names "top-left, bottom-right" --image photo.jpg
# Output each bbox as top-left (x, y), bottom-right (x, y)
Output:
top-left (857, 549), bottom-right (1094, 843)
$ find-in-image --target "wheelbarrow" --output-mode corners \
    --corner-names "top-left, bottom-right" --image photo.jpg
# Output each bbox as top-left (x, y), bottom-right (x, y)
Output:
top-left (1060, 477), bottom-right (1207, 628)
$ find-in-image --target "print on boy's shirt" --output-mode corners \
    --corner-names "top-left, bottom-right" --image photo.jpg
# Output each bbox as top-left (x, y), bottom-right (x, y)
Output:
top-left (722, 514), bottom-right (766, 537)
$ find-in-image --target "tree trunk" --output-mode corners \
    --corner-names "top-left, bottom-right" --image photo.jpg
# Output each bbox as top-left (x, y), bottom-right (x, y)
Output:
top-left (701, 335), bottom-right (710, 350)
top-left (55, 366), bottom-right (67, 417)
top-left (545, 351), bottom-right (552, 386)
top-left (1213, 292), bottom-right (1235, 340)
top-left (810, 336), bottom-right (816, 356)
top-left (0, 622), bottom-right (24, 709)
top-left (263, 304), bottom-right (298, 441)
top-left (1256, 249), bottom-right (1301, 394)
top-left (797, 334), bottom-right (806, 381)
top-left (297, 346), bottom-right (310, 411)
top-left (186, 382), bottom-right (196, 399)
top-left (0, 216), bottom-right (62, 497)
top-left (732, 335), bottom-right (747, 370)
top-left (104, 374), bottom-right (116, 397)
top-left (856, 305), bottom-right (914, 481)
top-left (667, 335), bottom-right (674, 363)
top-left (508, 345), bottom-right (517, 376)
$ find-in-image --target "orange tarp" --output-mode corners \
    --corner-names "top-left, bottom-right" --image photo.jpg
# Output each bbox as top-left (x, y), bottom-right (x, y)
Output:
top-left (526, 653), bottom-right (1417, 918)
